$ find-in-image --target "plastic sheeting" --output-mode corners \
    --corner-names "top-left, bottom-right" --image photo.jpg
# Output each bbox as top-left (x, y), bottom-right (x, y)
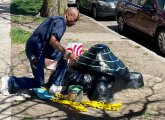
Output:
top-left (63, 69), bottom-right (113, 102)
top-left (87, 76), bottom-right (114, 102)
top-left (60, 44), bottom-right (144, 102)
top-left (126, 72), bottom-right (144, 89)
top-left (63, 68), bottom-right (94, 93)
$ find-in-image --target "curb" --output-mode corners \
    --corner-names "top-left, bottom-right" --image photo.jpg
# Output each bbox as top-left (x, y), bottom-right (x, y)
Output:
top-left (81, 13), bottom-right (126, 38)
top-left (81, 14), bottom-right (165, 63)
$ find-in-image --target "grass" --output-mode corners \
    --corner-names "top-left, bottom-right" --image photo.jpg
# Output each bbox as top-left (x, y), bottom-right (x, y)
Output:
top-left (134, 45), bottom-right (141, 48)
top-left (12, 15), bottom-right (46, 24)
top-left (10, 27), bottom-right (31, 43)
top-left (11, 0), bottom-right (46, 43)
top-left (142, 109), bottom-right (152, 119)
top-left (143, 52), bottom-right (148, 55)
top-left (11, 0), bottom-right (43, 16)
top-left (124, 60), bottom-right (133, 64)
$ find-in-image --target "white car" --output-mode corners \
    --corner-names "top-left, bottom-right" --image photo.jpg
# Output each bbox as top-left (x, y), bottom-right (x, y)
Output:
top-left (67, 0), bottom-right (76, 5)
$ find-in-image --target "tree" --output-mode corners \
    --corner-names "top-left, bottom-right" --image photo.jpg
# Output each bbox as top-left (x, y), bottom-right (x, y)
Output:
top-left (39, 0), bottom-right (67, 17)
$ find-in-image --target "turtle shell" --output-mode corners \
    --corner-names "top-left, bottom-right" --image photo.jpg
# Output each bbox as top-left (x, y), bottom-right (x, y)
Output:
top-left (69, 44), bottom-right (128, 77)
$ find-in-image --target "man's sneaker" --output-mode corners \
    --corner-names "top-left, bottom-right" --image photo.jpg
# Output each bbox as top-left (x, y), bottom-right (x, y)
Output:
top-left (49, 84), bottom-right (62, 94)
top-left (0, 76), bottom-right (10, 96)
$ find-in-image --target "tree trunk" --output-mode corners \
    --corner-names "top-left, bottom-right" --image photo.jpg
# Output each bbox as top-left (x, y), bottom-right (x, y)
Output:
top-left (39, 0), bottom-right (67, 17)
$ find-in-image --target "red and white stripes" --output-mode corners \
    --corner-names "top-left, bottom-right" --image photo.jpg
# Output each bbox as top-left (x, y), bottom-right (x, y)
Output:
top-left (67, 43), bottom-right (83, 63)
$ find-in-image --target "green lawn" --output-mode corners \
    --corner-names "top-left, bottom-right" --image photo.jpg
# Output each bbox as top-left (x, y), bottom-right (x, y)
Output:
top-left (10, 27), bottom-right (31, 44)
top-left (11, 0), bottom-right (43, 16)
top-left (11, 0), bottom-right (46, 43)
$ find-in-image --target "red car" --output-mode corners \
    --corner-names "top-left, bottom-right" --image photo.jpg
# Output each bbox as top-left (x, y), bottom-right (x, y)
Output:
top-left (115, 0), bottom-right (165, 55)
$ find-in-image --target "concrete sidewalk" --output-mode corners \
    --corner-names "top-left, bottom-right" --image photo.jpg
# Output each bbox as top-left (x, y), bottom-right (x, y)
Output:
top-left (1, 0), bottom-right (165, 119)
top-left (0, 0), bottom-right (11, 120)
top-left (63, 32), bottom-right (127, 41)
top-left (0, 0), bottom-right (11, 76)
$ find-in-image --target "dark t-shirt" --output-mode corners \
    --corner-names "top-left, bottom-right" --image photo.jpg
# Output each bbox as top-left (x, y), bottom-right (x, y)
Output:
top-left (26, 16), bottom-right (66, 58)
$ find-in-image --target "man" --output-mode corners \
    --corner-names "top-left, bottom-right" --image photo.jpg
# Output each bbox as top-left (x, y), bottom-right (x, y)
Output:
top-left (0, 7), bottom-right (80, 96)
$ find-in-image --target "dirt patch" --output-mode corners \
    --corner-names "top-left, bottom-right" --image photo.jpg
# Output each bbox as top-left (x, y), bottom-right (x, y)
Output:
top-left (12, 14), bottom-right (110, 33)
top-left (66, 15), bottom-right (110, 33)
top-left (10, 12), bottom-right (165, 120)
top-left (11, 40), bottom-right (165, 119)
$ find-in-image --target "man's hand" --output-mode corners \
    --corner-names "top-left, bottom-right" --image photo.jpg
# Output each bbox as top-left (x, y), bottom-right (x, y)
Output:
top-left (31, 55), bottom-right (37, 69)
top-left (70, 53), bottom-right (78, 61)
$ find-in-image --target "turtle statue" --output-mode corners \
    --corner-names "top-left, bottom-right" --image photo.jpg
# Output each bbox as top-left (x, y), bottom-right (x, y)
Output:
top-left (62, 44), bottom-right (144, 102)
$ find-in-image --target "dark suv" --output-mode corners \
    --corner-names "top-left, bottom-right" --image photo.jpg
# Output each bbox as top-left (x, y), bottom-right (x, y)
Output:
top-left (115, 0), bottom-right (165, 55)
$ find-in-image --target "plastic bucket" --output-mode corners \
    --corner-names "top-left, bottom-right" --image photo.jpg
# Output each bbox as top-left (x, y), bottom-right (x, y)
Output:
top-left (68, 85), bottom-right (83, 102)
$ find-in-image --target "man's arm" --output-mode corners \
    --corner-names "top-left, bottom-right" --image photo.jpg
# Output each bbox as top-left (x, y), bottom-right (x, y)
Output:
top-left (49, 35), bottom-right (66, 55)
top-left (49, 35), bottom-right (78, 60)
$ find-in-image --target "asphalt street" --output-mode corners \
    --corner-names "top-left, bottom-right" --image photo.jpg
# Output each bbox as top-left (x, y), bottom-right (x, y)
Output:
top-left (96, 16), bottom-right (165, 59)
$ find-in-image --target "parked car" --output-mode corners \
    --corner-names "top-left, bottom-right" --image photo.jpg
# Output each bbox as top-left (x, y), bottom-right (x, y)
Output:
top-left (76, 0), bottom-right (118, 19)
top-left (115, 0), bottom-right (165, 55)
top-left (67, 0), bottom-right (76, 5)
